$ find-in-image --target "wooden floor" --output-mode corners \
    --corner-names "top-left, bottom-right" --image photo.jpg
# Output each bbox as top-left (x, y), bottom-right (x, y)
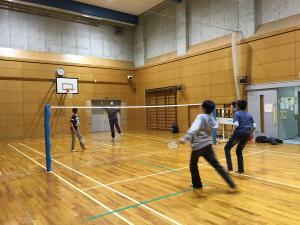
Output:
top-left (1, 130), bottom-right (300, 225)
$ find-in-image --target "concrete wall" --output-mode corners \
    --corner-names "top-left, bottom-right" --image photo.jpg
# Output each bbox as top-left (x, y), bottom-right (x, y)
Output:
top-left (260, 0), bottom-right (300, 24)
top-left (0, 9), bottom-right (134, 61)
top-left (2, 1), bottom-right (300, 67)
top-left (144, 5), bottom-right (177, 59)
top-left (189, 0), bottom-right (238, 45)
top-left (134, 0), bottom-right (300, 66)
top-left (134, 16), bottom-right (145, 67)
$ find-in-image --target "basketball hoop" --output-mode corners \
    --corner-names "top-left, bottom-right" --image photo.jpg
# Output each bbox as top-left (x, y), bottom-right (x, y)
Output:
top-left (65, 89), bottom-right (73, 99)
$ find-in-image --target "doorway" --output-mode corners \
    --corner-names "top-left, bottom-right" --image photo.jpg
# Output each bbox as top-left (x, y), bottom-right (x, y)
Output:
top-left (91, 99), bottom-right (122, 132)
top-left (248, 89), bottom-right (278, 137)
top-left (298, 92), bottom-right (300, 137)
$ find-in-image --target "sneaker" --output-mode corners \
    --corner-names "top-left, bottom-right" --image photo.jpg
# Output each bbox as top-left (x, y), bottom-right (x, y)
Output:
top-left (71, 149), bottom-right (76, 152)
top-left (227, 170), bottom-right (234, 174)
top-left (228, 186), bottom-right (239, 193)
top-left (190, 184), bottom-right (203, 190)
top-left (120, 133), bottom-right (124, 136)
top-left (236, 171), bottom-right (244, 174)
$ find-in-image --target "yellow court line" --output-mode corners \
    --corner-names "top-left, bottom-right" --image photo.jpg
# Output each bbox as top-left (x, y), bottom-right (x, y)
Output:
top-left (8, 144), bottom-right (134, 225)
top-left (19, 143), bottom-right (182, 225)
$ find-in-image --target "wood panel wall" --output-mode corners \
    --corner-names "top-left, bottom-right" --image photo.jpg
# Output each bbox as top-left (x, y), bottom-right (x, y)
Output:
top-left (135, 29), bottom-right (300, 131)
top-left (0, 59), bottom-right (136, 139)
top-left (1, 26), bottom-right (300, 139)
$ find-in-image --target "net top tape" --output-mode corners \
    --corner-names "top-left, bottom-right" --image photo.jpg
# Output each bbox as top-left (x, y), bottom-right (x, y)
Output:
top-left (51, 103), bottom-right (202, 109)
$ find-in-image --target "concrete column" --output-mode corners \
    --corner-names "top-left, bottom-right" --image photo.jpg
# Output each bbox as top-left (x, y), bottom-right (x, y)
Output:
top-left (238, 0), bottom-right (259, 37)
top-left (176, 0), bottom-right (189, 56)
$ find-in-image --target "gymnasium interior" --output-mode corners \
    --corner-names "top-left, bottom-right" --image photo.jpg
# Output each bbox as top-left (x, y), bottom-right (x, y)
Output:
top-left (0, 0), bottom-right (300, 224)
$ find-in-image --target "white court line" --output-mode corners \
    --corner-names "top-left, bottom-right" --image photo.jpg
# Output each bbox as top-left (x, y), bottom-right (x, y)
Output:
top-left (87, 140), bottom-right (151, 148)
top-left (200, 163), bottom-right (300, 190)
top-left (128, 133), bottom-right (300, 158)
top-left (84, 150), bottom-right (267, 191)
top-left (8, 144), bottom-right (133, 225)
top-left (233, 173), bottom-right (300, 190)
top-left (125, 133), bottom-right (167, 142)
top-left (250, 151), bottom-right (300, 158)
top-left (217, 144), bottom-right (300, 157)
top-left (87, 140), bottom-right (121, 148)
top-left (19, 143), bottom-right (182, 225)
top-left (33, 156), bottom-right (44, 160)
top-left (250, 148), bottom-right (300, 157)
top-left (83, 166), bottom-right (189, 191)
top-left (86, 140), bottom-right (154, 154)
top-left (103, 148), bottom-right (300, 191)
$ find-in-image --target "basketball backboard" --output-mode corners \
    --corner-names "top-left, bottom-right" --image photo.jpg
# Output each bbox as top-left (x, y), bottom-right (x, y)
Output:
top-left (56, 77), bottom-right (79, 94)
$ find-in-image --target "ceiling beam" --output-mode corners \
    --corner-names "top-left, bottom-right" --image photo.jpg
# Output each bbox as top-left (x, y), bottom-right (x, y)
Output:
top-left (22, 0), bottom-right (138, 25)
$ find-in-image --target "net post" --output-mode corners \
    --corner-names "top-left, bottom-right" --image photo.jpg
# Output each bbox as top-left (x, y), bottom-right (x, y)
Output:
top-left (44, 104), bottom-right (52, 172)
top-left (213, 108), bottom-right (217, 145)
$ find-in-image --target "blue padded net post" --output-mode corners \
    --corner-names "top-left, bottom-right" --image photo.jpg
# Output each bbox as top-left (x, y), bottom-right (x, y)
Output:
top-left (44, 104), bottom-right (52, 171)
top-left (213, 109), bottom-right (217, 145)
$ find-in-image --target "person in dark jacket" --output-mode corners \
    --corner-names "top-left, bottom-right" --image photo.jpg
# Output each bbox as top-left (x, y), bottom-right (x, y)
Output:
top-left (105, 102), bottom-right (122, 140)
top-left (224, 100), bottom-right (256, 174)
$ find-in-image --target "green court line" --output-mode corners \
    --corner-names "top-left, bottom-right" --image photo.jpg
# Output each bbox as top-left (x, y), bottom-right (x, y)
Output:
top-left (136, 160), bottom-right (181, 172)
top-left (87, 187), bottom-right (195, 221)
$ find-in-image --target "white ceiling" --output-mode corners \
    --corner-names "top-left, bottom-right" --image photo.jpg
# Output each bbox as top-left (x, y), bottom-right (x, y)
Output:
top-left (75, 0), bottom-right (166, 15)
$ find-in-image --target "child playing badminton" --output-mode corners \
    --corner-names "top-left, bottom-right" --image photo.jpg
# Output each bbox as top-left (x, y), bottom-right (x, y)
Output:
top-left (105, 101), bottom-right (122, 140)
top-left (224, 99), bottom-right (256, 174)
top-left (179, 100), bottom-right (236, 190)
top-left (70, 108), bottom-right (86, 152)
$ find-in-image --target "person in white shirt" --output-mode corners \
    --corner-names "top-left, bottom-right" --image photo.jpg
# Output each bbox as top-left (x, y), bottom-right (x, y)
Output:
top-left (179, 100), bottom-right (237, 190)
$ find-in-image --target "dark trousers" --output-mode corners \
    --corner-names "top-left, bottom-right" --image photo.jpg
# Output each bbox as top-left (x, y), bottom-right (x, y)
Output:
top-left (224, 132), bottom-right (250, 172)
top-left (109, 118), bottom-right (121, 138)
top-left (190, 145), bottom-right (236, 189)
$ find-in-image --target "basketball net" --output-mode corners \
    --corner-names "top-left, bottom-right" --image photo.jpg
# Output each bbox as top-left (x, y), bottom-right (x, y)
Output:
top-left (65, 89), bottom-right (73, 99)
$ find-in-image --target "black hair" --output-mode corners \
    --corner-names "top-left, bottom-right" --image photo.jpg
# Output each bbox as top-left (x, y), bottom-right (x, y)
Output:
top-left (72, 108), bottom-right (78, 114)
top-left (231, 101), bottom-right (237, 107)
top-left (237, 99), bottom-right (247, 110)
top-left (202, 100), bottom-right (215, 114)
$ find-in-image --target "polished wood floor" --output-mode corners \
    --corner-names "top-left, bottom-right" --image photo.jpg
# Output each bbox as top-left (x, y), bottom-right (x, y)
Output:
top-left (1, 130), bottom-right (300, 225)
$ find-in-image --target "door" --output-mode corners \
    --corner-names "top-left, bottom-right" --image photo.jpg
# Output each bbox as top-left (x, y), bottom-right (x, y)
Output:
top-left (91, 100), bottom-right (121, 132)
top-left (248, 90), bottom-right (278, 137)
top-left (92, 108), bottom-right (110, 132)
